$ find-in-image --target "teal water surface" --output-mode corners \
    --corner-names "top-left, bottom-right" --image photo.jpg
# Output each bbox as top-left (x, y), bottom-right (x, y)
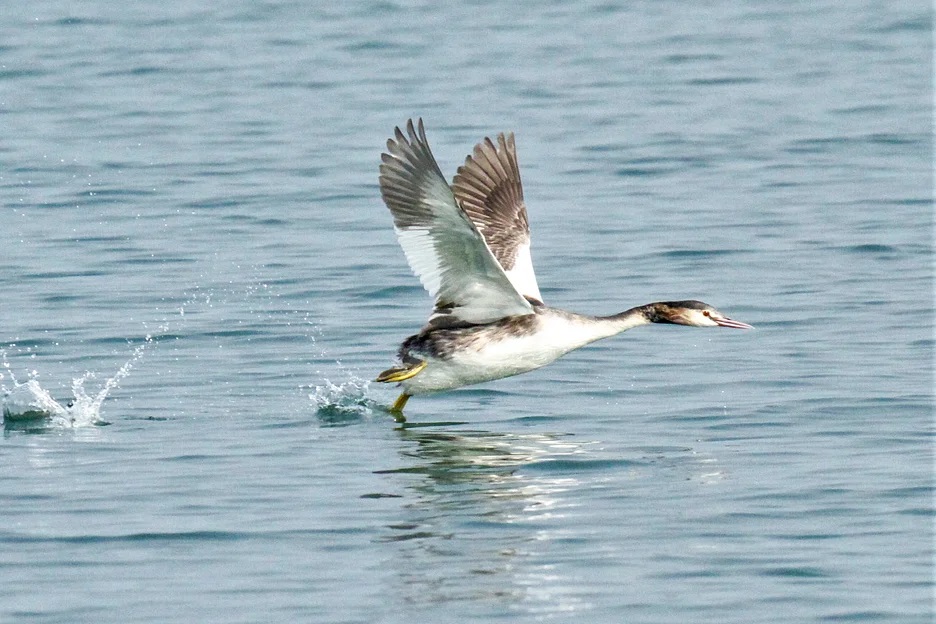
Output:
top-left (1, 1), bottom-right (932, 622)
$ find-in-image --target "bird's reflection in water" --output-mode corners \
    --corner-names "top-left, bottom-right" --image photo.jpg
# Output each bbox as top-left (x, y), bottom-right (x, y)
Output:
top-left (373, 426), bottom-right (597, 615)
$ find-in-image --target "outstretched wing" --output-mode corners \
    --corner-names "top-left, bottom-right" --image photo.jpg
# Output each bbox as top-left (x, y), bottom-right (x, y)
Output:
top-left (452, 132), bottom-right (543, 303)
top-left (379, 119), bottom-right (534, 327)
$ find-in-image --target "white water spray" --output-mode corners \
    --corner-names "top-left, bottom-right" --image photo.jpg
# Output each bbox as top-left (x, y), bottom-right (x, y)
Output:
top-left (1, 291), bottom-right (205, 428)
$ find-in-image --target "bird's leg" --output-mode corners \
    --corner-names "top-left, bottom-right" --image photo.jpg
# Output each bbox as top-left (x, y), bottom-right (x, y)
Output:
top-left (390, 393), bottom-right (410, 423)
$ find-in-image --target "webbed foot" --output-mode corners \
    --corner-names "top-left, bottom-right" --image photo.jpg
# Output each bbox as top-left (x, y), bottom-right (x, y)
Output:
top-left (375, 359), bottom-right (427, 383)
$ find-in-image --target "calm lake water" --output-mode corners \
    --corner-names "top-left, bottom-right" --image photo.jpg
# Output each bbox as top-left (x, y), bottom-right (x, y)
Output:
top-left (1, 1), bottom-right (932, 622)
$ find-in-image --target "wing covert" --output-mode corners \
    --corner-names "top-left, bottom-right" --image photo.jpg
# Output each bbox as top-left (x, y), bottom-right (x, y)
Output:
top-left (379, 119), bottom-right (534, 326)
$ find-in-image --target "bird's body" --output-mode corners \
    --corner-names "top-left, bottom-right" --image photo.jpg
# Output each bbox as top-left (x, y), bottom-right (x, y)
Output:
top-left (375, 119), bottom-right (751, 417)
top-left (391, 306), bottom-right (629, 395)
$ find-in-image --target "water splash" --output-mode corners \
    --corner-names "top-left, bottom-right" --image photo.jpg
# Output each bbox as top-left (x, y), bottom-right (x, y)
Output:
top-left (308, 365), bottom-right (382, 425)
top-left (1, 335), bottom-right (154, 428)
top-left (1, 379), bottom-right (71, 425)
top-left (0, 291), bottom-right (205, 429)
top-left (68, 335), bottom-right (154, 426)
top-left (217, 277), bottom-right (372, 421)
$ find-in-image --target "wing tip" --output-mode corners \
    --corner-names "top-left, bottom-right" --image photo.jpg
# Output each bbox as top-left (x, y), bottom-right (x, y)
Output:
top-left (387, 117), bottom-right (427, 150)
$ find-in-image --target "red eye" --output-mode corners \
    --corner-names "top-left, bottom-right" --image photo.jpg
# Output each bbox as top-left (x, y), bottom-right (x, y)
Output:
top-left (703, 310), bottom-right (711, 317)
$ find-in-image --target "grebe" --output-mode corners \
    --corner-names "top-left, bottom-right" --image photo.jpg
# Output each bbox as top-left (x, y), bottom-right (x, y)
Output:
top-left (376, 119), bottom-right (751, 418)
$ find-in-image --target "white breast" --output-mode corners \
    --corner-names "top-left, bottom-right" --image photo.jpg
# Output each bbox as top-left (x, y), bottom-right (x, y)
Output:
top-left (399, 310), bottom-right (622, 395)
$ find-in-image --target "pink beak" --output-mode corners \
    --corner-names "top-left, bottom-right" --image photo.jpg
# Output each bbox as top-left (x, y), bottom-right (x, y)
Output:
top-left (714, 316), bottom-right (753, 330)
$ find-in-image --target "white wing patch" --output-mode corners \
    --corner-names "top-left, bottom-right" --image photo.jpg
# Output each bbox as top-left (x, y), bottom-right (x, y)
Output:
top-left (505, 241), bottom-right (542, 303)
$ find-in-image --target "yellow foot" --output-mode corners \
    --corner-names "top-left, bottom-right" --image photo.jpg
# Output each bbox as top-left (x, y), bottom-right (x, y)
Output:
top-left (375, 359), bottom-right (427, 383)
top-left (390, 393), bottom-right (410, 423)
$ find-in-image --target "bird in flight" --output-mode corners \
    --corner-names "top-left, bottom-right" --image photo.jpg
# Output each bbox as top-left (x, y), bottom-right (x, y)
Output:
top-left (376, 119), bottom-right (751, 419)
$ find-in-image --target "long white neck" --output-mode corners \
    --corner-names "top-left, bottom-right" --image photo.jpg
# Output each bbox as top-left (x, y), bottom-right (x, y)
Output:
top-left (539, 305), bottom-right (654, 352)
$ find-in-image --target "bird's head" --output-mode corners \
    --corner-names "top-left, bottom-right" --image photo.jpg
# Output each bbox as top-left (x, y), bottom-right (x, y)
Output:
top-left (651, 300), bottom-right (753, 329)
